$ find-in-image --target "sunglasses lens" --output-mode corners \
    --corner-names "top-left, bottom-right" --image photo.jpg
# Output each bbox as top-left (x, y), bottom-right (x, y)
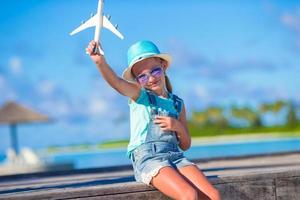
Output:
top-left (151, 67), bottom-right (163, 78)
top-left (137, 74), bottom-right (148, 85)
top-left (136, 66), bottom-right (163, 85)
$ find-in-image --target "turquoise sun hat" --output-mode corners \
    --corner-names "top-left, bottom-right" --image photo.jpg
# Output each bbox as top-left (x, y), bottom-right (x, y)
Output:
top-left (122, 40), bottom-right (172, 81)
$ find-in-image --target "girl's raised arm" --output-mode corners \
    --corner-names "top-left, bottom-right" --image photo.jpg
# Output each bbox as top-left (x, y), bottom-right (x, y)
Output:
top-left (86, 41), bottom-right (140, 100)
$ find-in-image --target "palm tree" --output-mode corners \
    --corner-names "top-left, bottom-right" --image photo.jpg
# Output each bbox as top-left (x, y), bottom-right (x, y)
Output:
top-left (231, 106), bottom-right (261, 128)
top-left (286, 102), bottom-right (298, 128)
top-left (192, 106), bottom-right (228, 128)
top-left (259, 100), bottom-right (287, 114)
top-left (191, 111), bottom-right (207, 125)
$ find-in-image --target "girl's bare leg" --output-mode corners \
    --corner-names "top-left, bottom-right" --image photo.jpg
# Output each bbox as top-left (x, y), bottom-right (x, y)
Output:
top-left (178, 165), bottom-right (221, 200)
top-left (151, 166), bottom-right (198, 200)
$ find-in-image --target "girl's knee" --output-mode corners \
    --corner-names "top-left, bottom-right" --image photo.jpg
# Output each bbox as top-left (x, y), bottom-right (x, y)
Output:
top-left (180, 187), bottom-right (198, 200)
top-left (209, 188), bottom-right (221, 200)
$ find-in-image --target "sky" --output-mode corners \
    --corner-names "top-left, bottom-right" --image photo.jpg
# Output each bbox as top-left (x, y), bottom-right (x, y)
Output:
top-left (0, 0), bottom-right (300, 153)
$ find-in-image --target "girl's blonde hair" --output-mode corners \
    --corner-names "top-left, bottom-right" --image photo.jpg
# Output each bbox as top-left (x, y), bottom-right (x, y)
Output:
top-left (158, 58), bottom-right (173, 93)
top-left (165, 75), bottom-right (173, 93)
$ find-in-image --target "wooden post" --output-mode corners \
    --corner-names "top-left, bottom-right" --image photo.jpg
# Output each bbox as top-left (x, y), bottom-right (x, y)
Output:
top-left (10, 124), bottom-right (19, 155)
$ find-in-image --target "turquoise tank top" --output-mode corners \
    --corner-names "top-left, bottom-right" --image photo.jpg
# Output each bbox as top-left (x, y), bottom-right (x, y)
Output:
top-left (127, 88), bottom-right (183, 157)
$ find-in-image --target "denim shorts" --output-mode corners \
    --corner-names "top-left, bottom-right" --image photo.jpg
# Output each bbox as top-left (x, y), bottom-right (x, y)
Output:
top-left (130, 141), bottom-right (196, 185)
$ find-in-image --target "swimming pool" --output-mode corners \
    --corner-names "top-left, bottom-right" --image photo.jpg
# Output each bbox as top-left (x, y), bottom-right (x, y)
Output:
top-left (47, 137), bottom-right (300, 169)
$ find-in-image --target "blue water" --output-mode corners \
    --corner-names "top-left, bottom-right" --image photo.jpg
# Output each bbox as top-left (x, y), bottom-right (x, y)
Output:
top-left (45, 137), bottom-right (300, 169)
top-left (0, 155), bottom-right (5, 162)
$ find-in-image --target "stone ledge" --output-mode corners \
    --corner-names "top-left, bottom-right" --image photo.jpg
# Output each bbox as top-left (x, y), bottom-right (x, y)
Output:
top-left (1, 152), bottom-right (300, 200)
top-left (0, 168), bottom-right (299, 200)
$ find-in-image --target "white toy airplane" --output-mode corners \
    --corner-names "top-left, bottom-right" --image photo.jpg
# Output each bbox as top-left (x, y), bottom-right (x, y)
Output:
top-left (70, 0), bottom-right (124, 55)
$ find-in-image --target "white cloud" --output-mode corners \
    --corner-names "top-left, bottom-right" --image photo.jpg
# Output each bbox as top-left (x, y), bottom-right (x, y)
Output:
top-left (166, 39), bottom-right (206, 68)
top-left (37, 80), bottom-right (56, 96)
top-left (39, 100), bottom-right (70, 117)
top-left (194, 85), bottom-right (211, 103)
top-left (0, 75), bottom-right (18, 103)
top-left (52, 102), bottom-right (70, 116)
top-left (9, 56), bottom-right (22, 75)
top-left (166, 39), bottom-right (277, 82)
top-left (88, 97), bottom-right (108, 116)
top-left (33, 78), bottom-right (120, 122)
top-left (85, 79), bottom-right (126, 118)
top-left (281, 12), bottom-right (300, 33)
top-left (281, 8), bottom-right (300, 48)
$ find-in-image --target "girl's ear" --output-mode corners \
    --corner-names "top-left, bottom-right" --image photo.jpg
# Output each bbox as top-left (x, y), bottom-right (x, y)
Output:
top-left (160, 59), bottom-right (168, 69)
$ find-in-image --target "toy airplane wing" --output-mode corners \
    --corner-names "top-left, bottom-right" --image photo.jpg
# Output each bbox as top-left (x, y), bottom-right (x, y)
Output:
top-left (103, 16), bottom-right (124, 39)
top-left (70, 15), bottom-right (97, 36)
top-left (70, 15), bottom-right (124, 40)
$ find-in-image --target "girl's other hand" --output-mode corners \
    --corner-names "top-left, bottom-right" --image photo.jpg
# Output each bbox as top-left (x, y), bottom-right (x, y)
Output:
top-left (154, 116), bottom-right (181, 132)
top-left (86, 41), bottom-right (106, 65)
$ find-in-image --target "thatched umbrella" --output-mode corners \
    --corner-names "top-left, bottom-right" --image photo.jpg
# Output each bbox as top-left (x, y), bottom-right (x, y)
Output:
top-left (0, 101), bottom-right (50, 155)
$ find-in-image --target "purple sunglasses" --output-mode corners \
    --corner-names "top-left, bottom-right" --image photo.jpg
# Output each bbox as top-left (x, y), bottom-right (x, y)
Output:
top-left (136, 66), bottom-right (164, 85)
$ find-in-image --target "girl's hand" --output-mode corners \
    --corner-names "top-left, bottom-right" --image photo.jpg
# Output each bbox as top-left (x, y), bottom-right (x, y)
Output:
top-left (154, 116), bottom-right (181, 132)
top-left (86, 41), bottom-right (106, 65)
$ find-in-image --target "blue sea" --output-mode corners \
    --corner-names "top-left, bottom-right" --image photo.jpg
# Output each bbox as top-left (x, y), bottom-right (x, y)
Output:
top-left (42, 137), bottom-right (300, 169)
top-left (0, 155), bottom-right (5, 163)
top-left (1, 137), bottom-right (300, 170)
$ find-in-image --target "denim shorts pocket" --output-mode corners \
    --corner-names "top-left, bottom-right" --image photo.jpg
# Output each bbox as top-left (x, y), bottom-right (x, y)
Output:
top-left (135, 148), bottom-right (152, 159)
top-left (134, 149), bottom-right (153, 170)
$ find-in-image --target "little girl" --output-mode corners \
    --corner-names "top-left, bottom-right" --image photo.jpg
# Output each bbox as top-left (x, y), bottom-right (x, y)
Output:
top-left (86, 40), bottom-right (221, 200)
